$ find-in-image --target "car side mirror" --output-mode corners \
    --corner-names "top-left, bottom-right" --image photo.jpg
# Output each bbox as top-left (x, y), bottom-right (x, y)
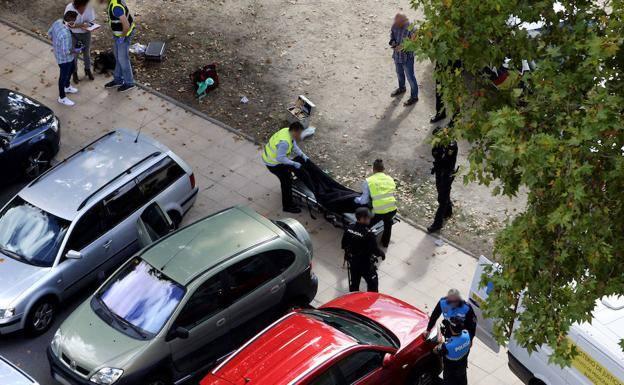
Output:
top-left (65, 250), bottom-right (82, 260)
top-left (382, 353), bottom-right (394, 368)
top-left (166, 326), bottom-right (189, 341)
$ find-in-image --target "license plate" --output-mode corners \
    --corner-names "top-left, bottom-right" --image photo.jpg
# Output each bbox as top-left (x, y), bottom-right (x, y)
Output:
top-left (53, 372), bottom-right (73, 385)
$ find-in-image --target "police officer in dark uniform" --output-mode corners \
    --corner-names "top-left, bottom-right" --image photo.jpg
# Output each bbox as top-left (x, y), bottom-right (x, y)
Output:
top-left (434, 317), bottom-right (472, 385)
top-left (427, 131), bottom-right (458, 233)
top-left (426, 289), bottom-right (477, 340)
top-left (341, 207), bottom-right (385, 292)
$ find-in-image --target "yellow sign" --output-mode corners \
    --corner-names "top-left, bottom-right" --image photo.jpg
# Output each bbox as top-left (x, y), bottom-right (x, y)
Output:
top-left (570, 339), bottom-right (623, 385)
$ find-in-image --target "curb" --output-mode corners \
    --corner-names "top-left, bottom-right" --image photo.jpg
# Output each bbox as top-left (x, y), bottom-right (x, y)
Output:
top-left (1, 17), bottom-right (478, 260)
top-left (0, 17), bottom-right (258, 145)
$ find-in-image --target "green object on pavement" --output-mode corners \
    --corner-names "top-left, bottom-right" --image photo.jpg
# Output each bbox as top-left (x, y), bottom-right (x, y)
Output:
top-left (196, 77), bottom-right (214, 100)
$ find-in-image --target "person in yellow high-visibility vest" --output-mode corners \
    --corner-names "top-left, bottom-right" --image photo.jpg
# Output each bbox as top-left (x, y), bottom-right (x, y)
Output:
top-left (263, 122), bottom-right (308, 213)
top-left (99, 0), bottom-right (136, 92)
top-left (354, 159), bottom-right (397, 248)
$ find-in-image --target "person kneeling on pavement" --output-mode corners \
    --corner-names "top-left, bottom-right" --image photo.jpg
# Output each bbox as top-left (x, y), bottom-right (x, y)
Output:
top-left (434, 317), bottom-right (472, 385)
top-left (342, 207), bottom-right (385, 292)
top-left (263, 122), bottom-right (309, 214)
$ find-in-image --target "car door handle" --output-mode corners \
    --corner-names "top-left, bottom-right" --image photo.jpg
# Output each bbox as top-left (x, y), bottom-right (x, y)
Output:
top-left (216, 318), bottom-right (226, 327)
top-left (103, 240), bottom-right (112, 249)
top-left (270, 285), bottom-right (281, 294)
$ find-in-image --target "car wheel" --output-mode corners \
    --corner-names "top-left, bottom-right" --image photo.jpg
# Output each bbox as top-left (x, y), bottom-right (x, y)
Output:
top-left (407, 370), bottom-right (439, 385)
top-left (26, 298), bottom-right (56, 336)
top-left (23, 146), bottom-right (53, 179)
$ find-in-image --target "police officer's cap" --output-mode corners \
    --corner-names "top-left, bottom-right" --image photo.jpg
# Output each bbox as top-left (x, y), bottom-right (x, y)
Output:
top-left (355, 207), bottom-right (372, 220)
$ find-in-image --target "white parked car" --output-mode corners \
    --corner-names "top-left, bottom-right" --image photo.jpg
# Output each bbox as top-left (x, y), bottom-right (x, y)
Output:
top-left (469, 256), bottom-right (624, 385)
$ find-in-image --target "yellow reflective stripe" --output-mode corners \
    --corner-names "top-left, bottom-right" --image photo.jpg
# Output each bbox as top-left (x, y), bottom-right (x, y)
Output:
top-left (373, 202), bottom-right (397, 212)
top-left (262, 146), bottom-right (279, 165)
top-left (371, 192), bottom-right (395, 200)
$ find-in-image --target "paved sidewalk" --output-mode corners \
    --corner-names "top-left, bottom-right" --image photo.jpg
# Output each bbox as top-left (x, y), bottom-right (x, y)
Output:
top-left (0, 23), bottom-right (520, 385)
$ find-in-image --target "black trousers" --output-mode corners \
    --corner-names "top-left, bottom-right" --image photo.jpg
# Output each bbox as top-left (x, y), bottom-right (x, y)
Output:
top-left (371, 210), bottom-right (396, 248)
top-left (58, 61), bottom-right (75, 98)
top-left (267, 164), bottom-right (296, 209)
top-left (433, 171), bottom-right (454, 228)
top-left (349, 264), bottom-right (378, 292)
top-left (443, 360), bottom-right (468, 385)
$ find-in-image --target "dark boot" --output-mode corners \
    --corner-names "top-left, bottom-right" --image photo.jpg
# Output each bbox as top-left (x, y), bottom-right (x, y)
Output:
top-left (72, 71), bottom-right (80, 84)
top-left (427, 223), bottom-right (443, 233)
top-left (85, 69), bottom-right (94, 81)
top-left (404, 96), bottom-right (419, 106)
top-left (391, 88), bottom-right (406, 97)
top-left (430, 112), bottom-right (447, 123)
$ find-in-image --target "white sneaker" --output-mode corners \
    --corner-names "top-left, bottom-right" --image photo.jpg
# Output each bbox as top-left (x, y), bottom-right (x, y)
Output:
top-left (58, 97), bottom-right (75, 106)
top-left (64, 86), bottom-right (79, 94)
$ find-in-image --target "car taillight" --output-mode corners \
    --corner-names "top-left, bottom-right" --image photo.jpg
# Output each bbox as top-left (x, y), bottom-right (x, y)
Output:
top-left (189, 173), bottom-right (196, 189)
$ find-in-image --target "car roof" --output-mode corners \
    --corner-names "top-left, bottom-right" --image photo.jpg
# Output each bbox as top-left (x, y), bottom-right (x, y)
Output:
top-left (18, 129), bottom-right (169, 220)
top-left (208, 312), bottom-right (358, 385)
top-left (573, 296), bottom-right (624, 371)
top-left (142, 206), bottom-right (280, 285)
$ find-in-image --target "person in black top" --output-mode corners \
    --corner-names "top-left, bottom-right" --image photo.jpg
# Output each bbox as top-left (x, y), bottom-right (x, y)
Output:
top-left (434, 317), bottom-right (472, 385)
top-left (427, 129), bottom-right (458, 233)
top-left (341, 208), bottom-right (385, 292)
top-left (430, 60), bottom-right (463, 123)
top-left (426, 289), bottom-right (477, 340)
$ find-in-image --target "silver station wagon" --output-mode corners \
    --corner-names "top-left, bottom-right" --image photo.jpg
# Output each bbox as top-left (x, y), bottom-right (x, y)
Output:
top-left (0, 129), bottom-right (198, 335)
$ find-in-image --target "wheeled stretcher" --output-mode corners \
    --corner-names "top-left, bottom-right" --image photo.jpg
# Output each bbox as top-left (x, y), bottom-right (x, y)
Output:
top-left (291, 159), bottom-right (399, 237)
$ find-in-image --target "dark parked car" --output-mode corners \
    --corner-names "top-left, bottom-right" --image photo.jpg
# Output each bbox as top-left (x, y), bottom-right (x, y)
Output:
top-left (0, 89), bottom-right (60, 184)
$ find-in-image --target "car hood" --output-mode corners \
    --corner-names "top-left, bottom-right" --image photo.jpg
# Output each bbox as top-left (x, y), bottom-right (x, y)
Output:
top-left (0, 89), bottom-right (52, 134)
top-left (58, 300), bottom-right (151, 373)
top-left (321, 293), bottom-right (430, 349)
top-left (0, 253), bottom-right (49, 307)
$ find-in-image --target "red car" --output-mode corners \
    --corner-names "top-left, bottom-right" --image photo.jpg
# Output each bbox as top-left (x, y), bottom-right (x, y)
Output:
top-left (201, 292), bottom-right (441, 385)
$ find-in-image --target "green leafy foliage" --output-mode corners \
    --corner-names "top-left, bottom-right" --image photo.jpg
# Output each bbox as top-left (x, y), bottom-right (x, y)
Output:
top-left (407, 0), bottom-right (624, 364)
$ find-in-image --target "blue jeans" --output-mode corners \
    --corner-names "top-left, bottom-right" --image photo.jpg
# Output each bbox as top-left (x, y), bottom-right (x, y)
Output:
top-left (113, 32), bottom-right (135, 86)
top-left (395, 56), bottom-right (418, 98)
top-left (58, 61), bottom-right (75, 98)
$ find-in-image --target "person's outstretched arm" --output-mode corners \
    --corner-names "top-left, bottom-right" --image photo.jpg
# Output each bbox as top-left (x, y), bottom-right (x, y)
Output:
top-left (355, 181), bottom-right (370, 204)
top-left (427, 300), bottom-right (442, 332)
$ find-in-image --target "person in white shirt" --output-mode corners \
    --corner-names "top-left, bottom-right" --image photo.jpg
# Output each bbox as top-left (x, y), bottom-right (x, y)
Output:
top-left (65, 0), bottom-right (96, 82)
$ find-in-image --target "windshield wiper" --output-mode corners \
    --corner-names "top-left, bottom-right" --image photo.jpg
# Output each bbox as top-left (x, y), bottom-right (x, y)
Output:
top-left (96, 295), bottom-right (147, 339)
top-left (0, 245), bottom-right (25, 262)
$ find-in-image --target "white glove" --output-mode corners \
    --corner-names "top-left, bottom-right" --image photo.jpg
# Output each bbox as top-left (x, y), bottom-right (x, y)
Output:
top-left (293, 162), bottom-right (302, 169)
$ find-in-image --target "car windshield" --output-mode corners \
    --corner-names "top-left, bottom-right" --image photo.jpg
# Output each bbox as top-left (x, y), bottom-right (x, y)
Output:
top-left (0, 196), bottom-right (70, 267)
top-left (97, 258), bottom-right (185, 337)
top-left (301, 308), bottom-right (398, 348)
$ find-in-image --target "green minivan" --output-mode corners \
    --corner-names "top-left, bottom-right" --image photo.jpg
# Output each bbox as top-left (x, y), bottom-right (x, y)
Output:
top-left (47, 205), bottom-right (318, 385)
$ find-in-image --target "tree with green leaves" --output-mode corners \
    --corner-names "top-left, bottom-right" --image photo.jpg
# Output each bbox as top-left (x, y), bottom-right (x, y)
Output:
top-left (405, 0), bottom-right (624, 365)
